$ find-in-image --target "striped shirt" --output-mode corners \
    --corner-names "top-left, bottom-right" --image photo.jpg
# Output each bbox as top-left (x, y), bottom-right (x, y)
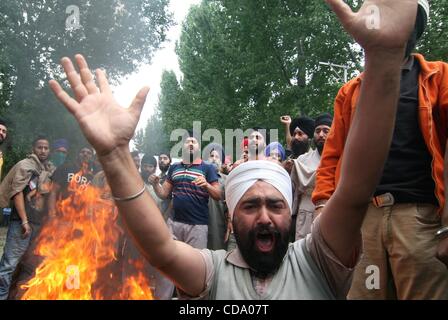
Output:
top-left (167, 161), bottom-right (218, 225)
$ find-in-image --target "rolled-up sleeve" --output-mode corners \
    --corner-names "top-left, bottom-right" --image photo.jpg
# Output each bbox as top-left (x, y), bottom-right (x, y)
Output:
top-left (176, 249), bottom-right (214, 300)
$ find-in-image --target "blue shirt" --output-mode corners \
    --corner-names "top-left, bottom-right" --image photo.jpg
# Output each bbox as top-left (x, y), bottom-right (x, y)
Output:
top-left (167, 161), bottom-right (219, 225)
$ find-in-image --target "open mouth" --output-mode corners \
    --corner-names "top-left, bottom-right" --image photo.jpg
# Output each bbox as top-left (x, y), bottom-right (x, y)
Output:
top-left (255, 231), bottom-right (275, 253)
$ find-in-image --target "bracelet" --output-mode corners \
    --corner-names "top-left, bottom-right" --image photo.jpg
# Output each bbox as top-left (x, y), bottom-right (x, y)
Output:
top-left (112, 184), bottom-right (146, 202)
top-left (435, 226), bottom-right (448, 239)
top-left (22, 221), bottom-right (29, 226)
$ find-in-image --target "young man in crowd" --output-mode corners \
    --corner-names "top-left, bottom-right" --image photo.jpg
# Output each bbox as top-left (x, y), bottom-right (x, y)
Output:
top-left (48, 146), bottom-right (95, 216)
top-left (291, 113), bottom-right (332, 240)
top-left (0, 136), bottom-right (54, 299)
top-left (150, 133), bottom-right (221, 249)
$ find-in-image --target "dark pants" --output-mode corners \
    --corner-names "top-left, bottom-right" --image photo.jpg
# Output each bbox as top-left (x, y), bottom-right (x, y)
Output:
top-left (0, 220), bottom-right (37, 300)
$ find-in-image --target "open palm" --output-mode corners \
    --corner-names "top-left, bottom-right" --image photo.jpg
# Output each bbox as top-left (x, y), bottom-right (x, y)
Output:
top-left (327, 0), bottom-right (418, 51)
top-left (49, 55), bottom-right (149, 156)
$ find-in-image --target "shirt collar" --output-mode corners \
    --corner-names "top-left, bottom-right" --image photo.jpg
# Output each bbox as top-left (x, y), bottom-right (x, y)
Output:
top-left (226, 246), bottom-right (251, 269)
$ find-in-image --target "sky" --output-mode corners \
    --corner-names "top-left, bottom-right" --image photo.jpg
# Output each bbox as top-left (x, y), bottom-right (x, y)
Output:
top-left (112, 0), bottom-right (201, 132)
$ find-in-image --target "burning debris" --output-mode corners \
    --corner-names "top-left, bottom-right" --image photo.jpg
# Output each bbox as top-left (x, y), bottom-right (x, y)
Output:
top-left (19, 172), bottom-right (154, 300)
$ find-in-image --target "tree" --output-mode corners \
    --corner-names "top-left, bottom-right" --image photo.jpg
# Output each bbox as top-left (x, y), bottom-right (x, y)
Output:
top-left (0, 0), bottom-right (173, 168)
top-left (134, 114), bottom-right (169, 157)
top-left (152, 0), bottom-right (447, 153)
top-left (417, 0), bottom-right (448, 61)
top-left (169, 0), bottom-right (362, 144)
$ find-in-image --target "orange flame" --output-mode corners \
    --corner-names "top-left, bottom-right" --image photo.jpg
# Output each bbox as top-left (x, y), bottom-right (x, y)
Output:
top-left (20, 170), bottom-right (154, 300)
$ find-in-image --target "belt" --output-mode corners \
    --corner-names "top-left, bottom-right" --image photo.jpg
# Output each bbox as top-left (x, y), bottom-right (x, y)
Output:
top-left (372, 192), bottom-right (395, 208)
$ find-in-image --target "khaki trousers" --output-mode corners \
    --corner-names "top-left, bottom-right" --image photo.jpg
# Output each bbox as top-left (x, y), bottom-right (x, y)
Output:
top-left (348, 203), bottom-right (448, 300)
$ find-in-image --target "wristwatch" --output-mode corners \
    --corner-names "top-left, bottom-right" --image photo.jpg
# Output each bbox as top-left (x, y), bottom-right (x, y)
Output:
top-left (435, 226), bottom-right (448, 240)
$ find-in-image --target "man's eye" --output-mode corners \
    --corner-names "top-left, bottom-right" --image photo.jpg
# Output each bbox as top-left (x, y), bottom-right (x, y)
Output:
top-left (271, 203), bottom-right (285, 209)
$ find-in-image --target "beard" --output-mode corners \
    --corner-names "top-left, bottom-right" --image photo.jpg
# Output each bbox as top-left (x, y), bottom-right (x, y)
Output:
top-left (314, 139), bottom-right (325, 155)
top-left (234, 218), bottom-right (291, 279)
top-left (291, 139), bottom-right (309, 158)
top-left (210, 160), bottom-right (221, 171)
top-left (159, 163), bottom-right (170, 173)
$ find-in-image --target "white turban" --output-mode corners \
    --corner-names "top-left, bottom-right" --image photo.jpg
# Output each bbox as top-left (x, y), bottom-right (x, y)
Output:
top-left (225, 160), bottom-right (292, 220)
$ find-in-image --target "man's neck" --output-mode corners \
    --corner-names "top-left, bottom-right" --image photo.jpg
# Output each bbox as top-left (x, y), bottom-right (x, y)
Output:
top-left (248, 150), bottom-right (266, 161)
top-left (182, 157), bottom-right (202, 165)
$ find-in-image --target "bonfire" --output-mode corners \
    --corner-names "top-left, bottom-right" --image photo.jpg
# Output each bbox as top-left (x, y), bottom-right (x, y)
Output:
top-left (20, 171), bottom-right (154, 300)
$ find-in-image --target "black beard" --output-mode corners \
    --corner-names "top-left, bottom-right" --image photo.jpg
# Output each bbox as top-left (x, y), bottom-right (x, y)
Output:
top-left (314, 139), bottom-right (325, 155)
top-left (159, 164), bottom-right (170, 173)
top-left (233, 218), bottom-right (290, 279)
top-left (291, 139), bottom-right (309, 158)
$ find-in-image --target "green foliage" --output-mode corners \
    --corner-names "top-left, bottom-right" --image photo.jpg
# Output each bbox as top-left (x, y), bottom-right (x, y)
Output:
top-left (134, 113), bottom-right (169, 157)
top-left (417, 0), bottom-right (448, 61)
top-left (152, 0), bottom-right (447, 150)
top-left (0, 0), bottom-right (173, 168)
top-left (160, 0), bottom-right (364, 146)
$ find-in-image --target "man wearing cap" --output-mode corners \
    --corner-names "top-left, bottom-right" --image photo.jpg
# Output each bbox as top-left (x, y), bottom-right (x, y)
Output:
top-left (48, 0), bottom-right (416, 299)
top-left (312, 0), bottom-right (448, 299)
top-left (291, 113), bottom-right (332, 241)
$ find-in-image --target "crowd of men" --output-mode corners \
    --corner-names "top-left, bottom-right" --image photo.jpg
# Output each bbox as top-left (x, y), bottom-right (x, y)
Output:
top-left (0, 0), bottom-right (447, 300)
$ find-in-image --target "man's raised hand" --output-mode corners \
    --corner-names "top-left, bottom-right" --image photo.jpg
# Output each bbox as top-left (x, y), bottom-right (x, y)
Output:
top-left (49, 54), bottom-right (149, 157)
top-left (326, 0), bottom-right (418, 53)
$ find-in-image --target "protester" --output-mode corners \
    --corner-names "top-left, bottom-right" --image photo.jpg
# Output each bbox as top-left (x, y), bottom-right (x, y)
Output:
top-left (149, 132), bottom-right (221, 249)
top-left (0, 136), bottom-right (54, 299)
top-left (47, 0), bottom-right (416, 299)
top-left (291, 113), bottom-right (332, 240)
top-left (312, 0), bottom-right (448, 299)
top-left (48, 146), bottom-right (95, 216)
top-left (265, 142), bottom-right (286, 164)
top-left (49, 138), bottom-right (69, 168)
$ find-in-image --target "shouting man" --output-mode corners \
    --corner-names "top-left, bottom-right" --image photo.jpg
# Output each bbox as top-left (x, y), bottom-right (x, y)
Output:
top-left (48, 0), bottom-right (417, 299)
